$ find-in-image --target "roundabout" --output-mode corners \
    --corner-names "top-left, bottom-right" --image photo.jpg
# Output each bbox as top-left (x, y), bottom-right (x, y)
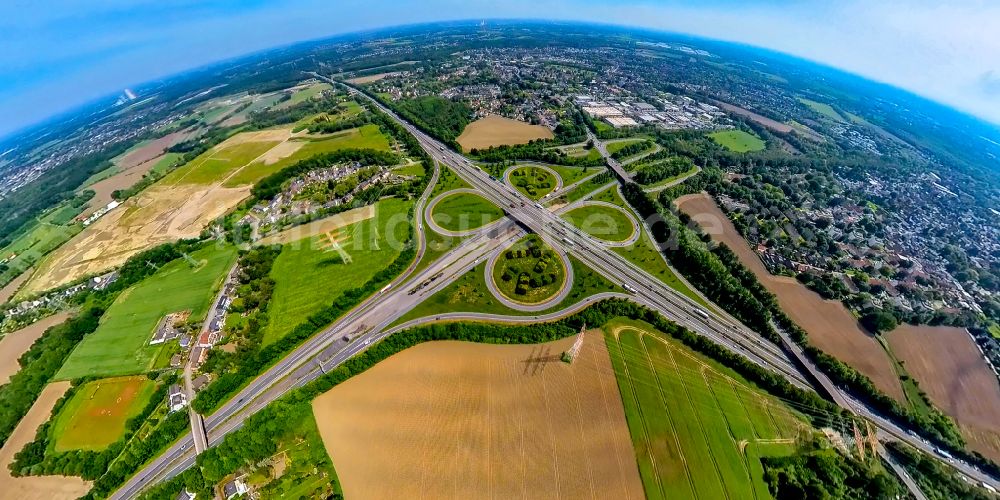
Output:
top-left (504, 164), bottom-right (563, 200)
top-left (425, 188), bottom-right (505, 237)
top-left (486, 234), bottom-right (573, 311)
top-left (561, 201), bottom-right (640, 246)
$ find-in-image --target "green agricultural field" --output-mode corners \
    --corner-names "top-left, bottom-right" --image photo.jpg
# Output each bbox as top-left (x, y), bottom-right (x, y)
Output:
top-left (798, 98), bottom-right (847, 123)
top-left (56, 245), bottom-right (237, 380)
top-left (163, 140), bottom-right (280, 186)
top-left (605, 138), bottom-right (647, 155)
top-left (491, 234), bottom-right (566, 304)
top-left (395, 256), bottom-right (620, 324)
top-left (509, 166), bottom-right (558, 200)
top-left (989, 322), bottom-right (1000, 339)
top-left (563, 203), bottom-right (635, 242)
top-left (262, 198), bottom-right (412, 344)
top-left (222, 125), bottom-right (392, 188)
top-left (80, 165), bottom-right (120, 188)
top-left (709, 130), bottom-right (766, 153)
top-left (0, 221), bottom-right (81, 287)
top-left (605, 318), bottom-right (805, 500)
top-left (392, 162), bottom-right (425, 177)
top-left (430, 192), bottom-right (504, 233)
top-left (277, 82), bottom-right (332, 109)
top-left (148, 152), bottom-right (183, 177)
top-left (49, 376), bottom-right (157, 452)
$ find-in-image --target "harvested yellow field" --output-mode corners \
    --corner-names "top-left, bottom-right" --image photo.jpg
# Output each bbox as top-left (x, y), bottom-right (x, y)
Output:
top-left (457, 115), bottom-right (554, 151)
top-left (22, 130), bottom-right (295, 295)
top-left (0, 312), bottom-right (71, 384)
top-left (0, 382), bottom-right (91, 500)
top-left (257, 205), bottom-right (376, 245)
top-left (312, 333), bottom-right (642, 500)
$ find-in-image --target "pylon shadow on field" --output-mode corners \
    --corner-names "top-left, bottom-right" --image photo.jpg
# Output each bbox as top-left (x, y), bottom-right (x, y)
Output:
top-left (521, 346), bottom-right (560, 376)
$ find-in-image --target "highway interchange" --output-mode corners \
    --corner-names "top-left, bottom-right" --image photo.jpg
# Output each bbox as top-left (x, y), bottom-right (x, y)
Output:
top-left (111, 75), bottom-right (999, 498)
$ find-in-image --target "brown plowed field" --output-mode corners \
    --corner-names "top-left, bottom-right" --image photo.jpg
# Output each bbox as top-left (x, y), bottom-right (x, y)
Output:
top-left (457, 115), bottom-right (554, 151)
top-left (675, 193), bottom-right (905, 402)
top-left (887, 324), bottom-right (1000, 461)
top-left (0, 382), bottom-right (91, 500)
top-left (312, 333), bottom-right (643, 500)
top-left (0, 312), bottom-right (71, 384)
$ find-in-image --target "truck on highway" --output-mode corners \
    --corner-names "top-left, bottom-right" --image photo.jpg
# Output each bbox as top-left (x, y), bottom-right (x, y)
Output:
top-left (693, 308), bottom-right (710, 320)
top-left (623, 284), bottom-right (637, 293)
top-left (562, 237), bottom-right (574, 247)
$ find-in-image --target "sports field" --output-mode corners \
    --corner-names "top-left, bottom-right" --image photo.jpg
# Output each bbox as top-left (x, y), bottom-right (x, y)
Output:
top-left (509, 165), bottom-right (558, 200)
top-left (491, 234), bottom-right (567, 304)
top-left (49, 376), bottom-right (157, 451)
top-left (262, 198), bottom-right (411, 345)
top-left (708, 130), bottom-right (766, 152)
top-left (56, 245), bottom-right (237, 379)
top-left (563, 203), bottom-right (636, 242)
top-left (312, 334), bottom-right (643, 499)
top-left (430, 191), bottom-right (504, 233)
top-left (605, 319), bottom-right (805, 499)
top-left (456, 115), bottom-right (554, 151)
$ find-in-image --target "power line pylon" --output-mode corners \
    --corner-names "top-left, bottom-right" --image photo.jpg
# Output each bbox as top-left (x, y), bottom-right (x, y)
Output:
top-left (563, 323), bottom-right (586, 363)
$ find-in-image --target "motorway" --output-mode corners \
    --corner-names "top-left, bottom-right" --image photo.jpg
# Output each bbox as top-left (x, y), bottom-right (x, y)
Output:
top-left (113, 76), bottom-right (998, 497)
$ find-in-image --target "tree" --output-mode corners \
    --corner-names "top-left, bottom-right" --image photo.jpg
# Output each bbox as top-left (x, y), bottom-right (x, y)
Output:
top-left (860, 310), bottom-right (898, 334)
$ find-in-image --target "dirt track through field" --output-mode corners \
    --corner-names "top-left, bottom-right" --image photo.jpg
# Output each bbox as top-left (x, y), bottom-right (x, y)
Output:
top-left (887, 324), bottom-right (1000, 461)
top-left (675, 193), bottom-right (905, 402)
top-left (0, 381), bottom-right (91, 500)
top-left (257, 205), bottom-right (376, 245)
top-left (312, 334), bottom-right (642, 500)
top-left (0, 312), bottom-right (71, 384)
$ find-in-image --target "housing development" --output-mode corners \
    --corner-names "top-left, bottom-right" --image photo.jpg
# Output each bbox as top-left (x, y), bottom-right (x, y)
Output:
top-left (0, 21), bottom-right (998, 500)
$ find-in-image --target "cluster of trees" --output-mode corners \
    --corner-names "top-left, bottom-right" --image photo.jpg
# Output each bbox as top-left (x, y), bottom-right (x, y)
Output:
top-left (251, 148), bottom-right (399, 200)
top-left (471, 140), bottom-right (605, 166)
top-left (0, 307), bottom-right (103, 448)
top-left (609, 140), bottom-right (654, 161)
top-left (393, 95), bottom-right (472, 147)
top-left (553, 108), bottom-right (591, 144)
top-left (632, 156), bottom-right (696, 186)
top-left (194, 221), bottom-right (416, 414)
top-left (303, 114), bottom-right (371, 135)
top-left (762, 439), bottom-right (901, 499)
top-left (11, 373), bottom-right (178, 480)
top-left (199, 246), bottom-right (279, 379)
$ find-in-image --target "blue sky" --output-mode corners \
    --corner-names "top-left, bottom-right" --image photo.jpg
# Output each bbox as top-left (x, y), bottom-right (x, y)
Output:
top-left (1, 0), bottom-right (999, 137)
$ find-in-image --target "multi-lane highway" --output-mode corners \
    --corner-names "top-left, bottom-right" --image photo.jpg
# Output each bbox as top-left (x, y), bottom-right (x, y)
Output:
top-left (112, 75), bottom-right (998, 497)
